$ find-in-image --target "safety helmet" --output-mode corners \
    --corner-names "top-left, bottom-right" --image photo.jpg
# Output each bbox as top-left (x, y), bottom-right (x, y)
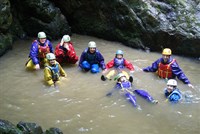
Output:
top-left (38, 32), bottom-right (46, 38)
top-left (116, 50), bottom-right (123, 55)
top-left (114, 73), bottom-right (125, 81)
top-left (167, 79), bottom-right (177, 87)
top-left (162, 48), bottom-right (172, 55)
top-left (88, 41), bottom-right (96, 48)
top-left (63, 35), bottom-right (70, 42)
top-left (46, 53), bottom-right (56, 60)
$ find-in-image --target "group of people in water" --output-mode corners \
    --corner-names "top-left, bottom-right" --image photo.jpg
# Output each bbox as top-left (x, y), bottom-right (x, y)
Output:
top-left (25, 31), bottom-right (194, 106)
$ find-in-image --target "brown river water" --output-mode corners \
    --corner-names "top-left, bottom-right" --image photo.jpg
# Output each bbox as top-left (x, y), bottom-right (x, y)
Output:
top-left (0, 34), bottom-right (200, 134)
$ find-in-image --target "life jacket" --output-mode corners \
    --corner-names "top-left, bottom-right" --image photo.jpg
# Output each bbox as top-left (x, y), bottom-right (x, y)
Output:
top-left (114, 58), bottom-right (125, 69)
top-left (168, 89), bottom-right (182, 102)
top-left (157, 59), bottom-right (175, 79)
top-left (46, 63), bottom-right (60, 81)
top-left (36, 40), bottom-right (50, 58)
top-left (120, 81), bottom-right (132, 89)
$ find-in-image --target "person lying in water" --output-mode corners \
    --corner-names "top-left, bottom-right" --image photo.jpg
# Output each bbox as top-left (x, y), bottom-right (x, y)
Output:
top-left (164, 79), bottom-right (182, 103)
top-left (106, 73), bottom-right (158, 107)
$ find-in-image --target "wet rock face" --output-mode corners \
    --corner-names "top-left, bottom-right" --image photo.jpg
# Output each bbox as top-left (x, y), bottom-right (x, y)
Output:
top-left (0, 0), bottom-right (12, 33)
top-left (0, 119), bottom-right (63, 134)
top-left (1, 0), bottom-right (200, 57)
top-left (0, 0), bottom-right (13, 56)
top-left (50, 0), bottom-right (200, 57)
top-left (9, 0), bottom-right (71, 40)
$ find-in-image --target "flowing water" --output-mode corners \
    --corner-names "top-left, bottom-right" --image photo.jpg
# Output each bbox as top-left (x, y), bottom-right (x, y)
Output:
top-left (0, 34), bottom-right (199, 134)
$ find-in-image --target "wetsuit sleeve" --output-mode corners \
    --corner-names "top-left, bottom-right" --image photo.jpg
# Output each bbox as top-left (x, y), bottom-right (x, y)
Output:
top-left (143, 59), bottom-right (160, 72)
top-left (55, 44), bottom-right (65, 57)
top-left (47, 40), bottom-right (54, 53)
top-left (106, 59), bottom-right (115, 69)
top-left (44, 67), bottom-right (53, 83)
top-left (59, 64), bottom-right (67, 77)
top-left (106, 83), bottom-right (121, 96)
top-left (29, 42), bottom-right (39, 65)
top-left (115, 83), bottom-right (122, 89)
top-left (97, 52), bottom-right (106, 70)
top-left (124, 59), bottom-right (134, 71)
top-left (68, 43), bottom-right (77, 58)
top-left (171, 61), bottom-right (191, 84)
top-left (78, 51), bottom-right (86, 68)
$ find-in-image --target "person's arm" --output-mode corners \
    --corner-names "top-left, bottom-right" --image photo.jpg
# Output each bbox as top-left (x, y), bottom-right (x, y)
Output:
top-left (171, 61), bottom-right (194, 88)
top-left (44, 67), bottom-right (54, 86)
top-left (67, 43), bottom-right (77, 58)
top-left (143, 59), bottom-right (160, 72)
top-left (78, 51), bottom-right (86, 68)
top-left (97, 51), bottom-right (106, 70)
top-left (106, 59), bottom-right (115, 69)
top-left (124, 59), bottom-right (134, 71)
top-left (47, 40), bottom-right (54, 53)
top-left (55, 43), bottom-right (65, 57)
top-left (29, 41), bottom-right (39, 65)
top-left (58, 63), bottom-right (67, 77)
top-left (106, 83), bottom-right (121, 96)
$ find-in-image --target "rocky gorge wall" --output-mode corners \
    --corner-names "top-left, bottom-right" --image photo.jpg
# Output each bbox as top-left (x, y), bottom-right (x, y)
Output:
top-left (0, 0), bottom-right (200, 57)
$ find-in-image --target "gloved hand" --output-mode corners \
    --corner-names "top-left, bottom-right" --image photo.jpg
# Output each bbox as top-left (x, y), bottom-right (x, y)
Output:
top-left (106, 92), bottom-right (112, 96)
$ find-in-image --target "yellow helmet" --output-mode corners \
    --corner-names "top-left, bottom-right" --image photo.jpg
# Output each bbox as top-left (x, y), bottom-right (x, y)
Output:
top-left (162, 48), bottom-right (172, 55)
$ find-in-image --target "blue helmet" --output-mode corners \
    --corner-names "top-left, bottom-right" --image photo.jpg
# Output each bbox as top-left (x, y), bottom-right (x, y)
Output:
top-left (116, 50), bottom-right (123, 55)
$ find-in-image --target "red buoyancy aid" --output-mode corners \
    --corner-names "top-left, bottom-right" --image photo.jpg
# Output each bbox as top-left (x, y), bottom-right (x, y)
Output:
top-left (37, 41), bottom-right (50, 58)
top-left (157, 59), bottom-right (176, 79)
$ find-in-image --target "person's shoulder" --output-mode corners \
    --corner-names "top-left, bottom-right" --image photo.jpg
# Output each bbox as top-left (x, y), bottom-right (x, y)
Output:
top-left (83, 48), bottom-right (88, 52)
top-left (31, 40), bottom-right (38, 44)
top-left (46, 40), bottom-right (52, 43)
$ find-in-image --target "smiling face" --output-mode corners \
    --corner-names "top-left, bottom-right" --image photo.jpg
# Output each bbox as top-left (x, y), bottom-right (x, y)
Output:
top-left (162, 55), bottom-right (170, 63)
top-left (118, 76), bottom-right (127, 82)
top-left (89, 47), bottom-right (96, 53)
top-left (116, 54), bottom-right (123, 59)
top-left (39, 38), bottom-right (46, 44)
top-left (166, 85), bottom-right (175, 93)
top-left (49, 59), bottom-right (56, 65)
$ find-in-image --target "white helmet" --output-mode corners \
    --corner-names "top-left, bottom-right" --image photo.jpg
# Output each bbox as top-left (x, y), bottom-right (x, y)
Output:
top-left (63, 35), bottom-right (70, 42)
top-left (88, 41), bottom-right (96, 48)
top-left (167, 79), bottom-right (177, 87)
top-left (38, 32), bottom-right (46, 38)
top-left (46, 53), bottom-right (56, 60)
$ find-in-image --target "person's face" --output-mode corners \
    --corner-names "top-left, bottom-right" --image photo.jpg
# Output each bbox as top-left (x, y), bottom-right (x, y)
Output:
top-left (49, 59), bottom-right (56, 65)
top-left (89, 47), bottom-right (96, 53)
top-left (116, 54), bottom-right (123, 59)
top-left (39, 38), bottom-right (46, 44)
top-left (63, 42), bottom-right (69, 47)
top-left (119, 76), bottom-right (127, 82)
top-left (167, 85), bottom-right (175, 92)
top-left (162, 55), bottom-right (170, 63)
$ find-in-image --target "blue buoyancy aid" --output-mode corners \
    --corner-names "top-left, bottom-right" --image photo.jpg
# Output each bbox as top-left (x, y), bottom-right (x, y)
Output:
top-left (165, 88), bottom-right (182, 103)
top-left (47, 63), bottom-right (60, 81)
top-left (114, 58), bottom-right (125, 69)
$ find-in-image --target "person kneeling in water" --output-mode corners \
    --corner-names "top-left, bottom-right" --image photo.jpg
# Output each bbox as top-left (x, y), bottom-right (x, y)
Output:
top-left (44, 53), bottom-right (67, 87)
top-left (164, 79), bottom-right (182, 103)
top-left (106, 73), bottom-right (158, 107)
